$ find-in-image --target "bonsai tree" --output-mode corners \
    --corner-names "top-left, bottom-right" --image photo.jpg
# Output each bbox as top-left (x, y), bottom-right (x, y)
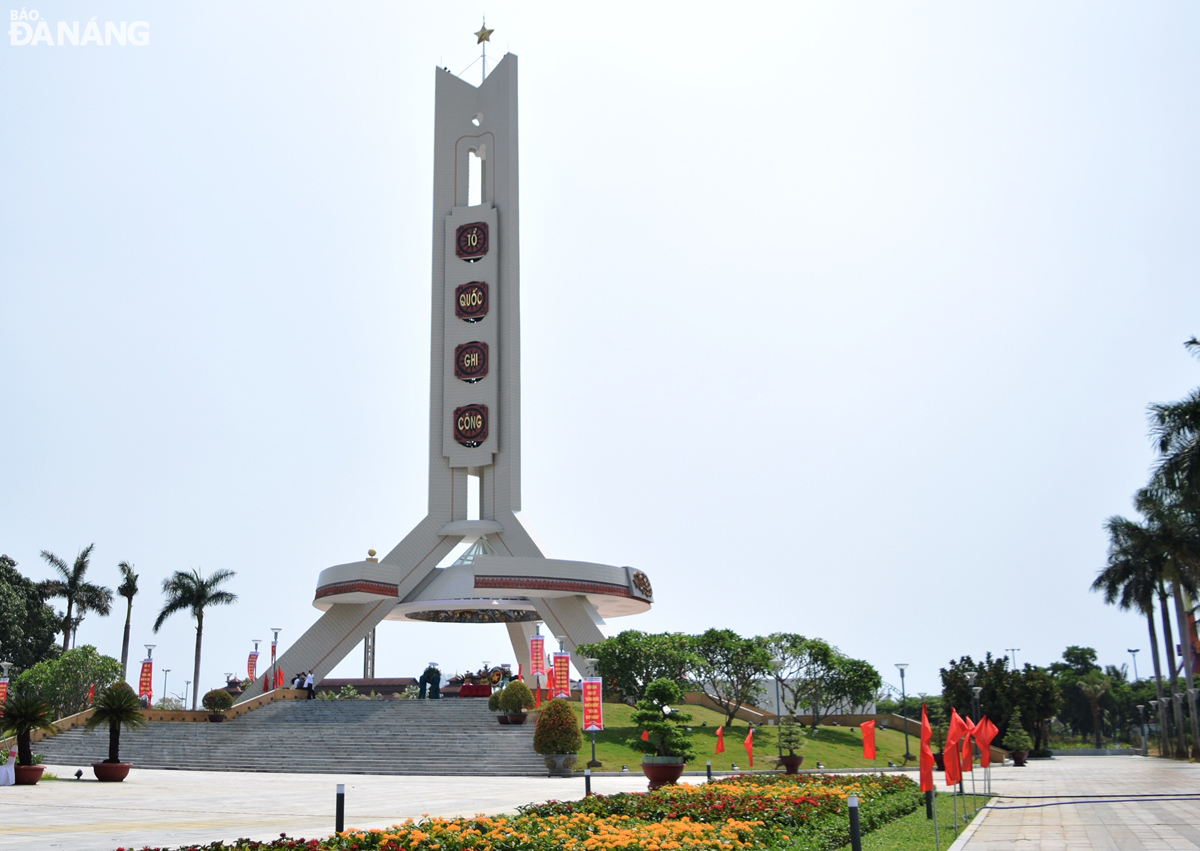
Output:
top-left (533, 698), bottom-right (583, 755)
top-left (1004, 726), bottom-right (1033, 753)
top-left (84, 682), bottom-right (145, 763)
top-left (778, 716), bottom-right (805, 756)
top-left (202, 688), bottom-right (234, 715)
top-left (499, 679), bottom-right (535, 715)
top-left (628, 678), bottom-right (696, 762)
top-left (0, 687), bottom-right (57, 766)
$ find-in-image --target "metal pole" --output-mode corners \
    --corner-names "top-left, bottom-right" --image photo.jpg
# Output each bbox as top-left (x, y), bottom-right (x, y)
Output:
top-left (335, 784), bottom-right (345, 834)
top-left (706, 760), bottom-right (712, 782)
top-left (584, 768), bottom-right (592, 797)
top-left (1128, 648), bottom-right (1140, 682)
top-left (895, 664), bottom-right (910, 759)
top-left (1137, 704), bottom-right (1147, 757)
top-left (847, 795), bottom-right (862, 851)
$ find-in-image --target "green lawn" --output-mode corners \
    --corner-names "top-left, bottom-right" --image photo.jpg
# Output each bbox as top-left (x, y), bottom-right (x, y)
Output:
top-left (831, 792), bottom-right (985, 850)
top-left (567, 702), bottom-right (922, 772)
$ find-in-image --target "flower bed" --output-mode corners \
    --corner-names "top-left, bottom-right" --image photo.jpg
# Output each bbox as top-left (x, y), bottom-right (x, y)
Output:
top-left (111, 774), bottom-right (921, 851)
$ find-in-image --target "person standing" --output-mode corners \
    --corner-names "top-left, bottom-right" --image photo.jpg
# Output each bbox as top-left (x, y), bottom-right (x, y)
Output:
top-left (304, 670), bottom-right (315, 700)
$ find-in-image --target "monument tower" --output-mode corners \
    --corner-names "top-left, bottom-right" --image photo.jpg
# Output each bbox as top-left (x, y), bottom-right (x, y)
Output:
top-left (242, 44), bottom-right (652, 698)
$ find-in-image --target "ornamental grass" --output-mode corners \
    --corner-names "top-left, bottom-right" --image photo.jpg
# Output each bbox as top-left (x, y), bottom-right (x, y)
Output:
top-left (110, 773), bottom-right (921, 851)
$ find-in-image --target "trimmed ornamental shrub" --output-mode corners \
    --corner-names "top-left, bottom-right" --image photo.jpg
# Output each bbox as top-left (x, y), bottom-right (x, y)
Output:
top-left (533, 698), bottom-right (583, 755)
top-left (778, 716), bottom-right (805, 755)
top-left (628, 678), bottom-right (695, 762)
top-left (499, 680), bottom-right (535, 714)
top-left (201, 688), bottom-right (234, 713)
top-left (487, 692), bottom-right (502, 713)
top-left (1005, 727), bottom-right (1033, 752)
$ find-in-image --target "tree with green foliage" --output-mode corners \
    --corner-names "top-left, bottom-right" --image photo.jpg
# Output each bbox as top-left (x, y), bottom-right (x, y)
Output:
top-left (116, 561), bottom-right (138, 680)
top-left (38, 544), bottom-right (113, 652)
top-left (577, 630), bottom-right (695, 705)
top-left (940, 655), bottom-right (1017, 733)
top-left (687, 629), bottom-right (772, 727)
top-left (0, 684), bottom-right (57, 766)
top-left (1014, 664), bottom-right (1061, 752)
top-left (0, 554), bottom-right (61, 671)
top-left (628, 678), bottom-right (695, 762)
top-left (766, 634), bottom-right (837, 723)
top-left (533, 698), bottom-right (583, 755)
top-left (827, 657), bottom-right (882, 717)
top-left (153, 568), bottom-right (237, 710)
top-left (84, 681), bottom-right (145, 763)
top-left (14, 645), bottom-right (121, 720)
top-left (1077, 671), bottom-right (1112, 748)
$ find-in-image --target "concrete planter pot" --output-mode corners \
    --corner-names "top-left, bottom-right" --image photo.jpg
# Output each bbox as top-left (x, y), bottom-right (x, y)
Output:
top-left (92, 761), bottom-right (132, 782)
top-left (778, 754), bottom-right (804, 774)
top-left (207, 713), bottom-right (227, 723)
top-left (506, 713), bottom-right (528, 725)
top-left (14, 765), bottom-right (45, 785)
top-left (641, 756), bottom-right (686, 790)
top-left (497, 714), bottom-right (512, 725)
top-left (1011, 750), bottom-right (1029, 767)
top-left (543, 753), bottom-right (577, 777)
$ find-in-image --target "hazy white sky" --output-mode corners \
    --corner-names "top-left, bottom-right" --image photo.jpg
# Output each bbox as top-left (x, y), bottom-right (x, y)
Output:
top-left (4, 2), bottom-right (1200, 700)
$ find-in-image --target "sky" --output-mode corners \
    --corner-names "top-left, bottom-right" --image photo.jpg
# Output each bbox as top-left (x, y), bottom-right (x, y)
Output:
top-left (3, 2), bottom-right (1200, 703)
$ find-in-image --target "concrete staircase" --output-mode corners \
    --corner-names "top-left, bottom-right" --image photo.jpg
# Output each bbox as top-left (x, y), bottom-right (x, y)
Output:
top-left (34, 699), bottom-right (548, 776)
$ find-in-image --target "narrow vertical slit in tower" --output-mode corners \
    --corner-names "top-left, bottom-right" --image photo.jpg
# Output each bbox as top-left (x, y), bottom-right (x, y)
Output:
top-left (467, 472), bottom-right (480, 520)
top-left (468, 149), bottom-right (483, 206)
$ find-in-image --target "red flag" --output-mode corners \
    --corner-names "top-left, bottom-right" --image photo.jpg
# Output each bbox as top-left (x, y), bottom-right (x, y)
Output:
top-left (546, 666), bottom-right (555, 695)
top-left (716, 725), bottom-right (725, 754)
top-left (263, 673), bottom-right (269, 692)
top-left (975, 716), bottom-right (998, 768)
top-left (640, 729), bottom-right (650, 741)
top-left (944, 709), bottom-right (967, 787)
top-left (744, 728), bottom-right (754, 768)
top-left (534, 687), bottom-right (541, 708)
top-left (860, 720), bottom-right (876, 760)
top-left (274, 667), bottom-right (283, 688)
top-left (919, 704), bottom-right (935, 793)
top-left (517, 663), bottom-right (523, 682)
top-left (87, 683), bottom-right (95, 705)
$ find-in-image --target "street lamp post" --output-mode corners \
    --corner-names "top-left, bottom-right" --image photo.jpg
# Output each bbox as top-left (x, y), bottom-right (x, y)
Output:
top-left (183, 680), bottom-right (191, 707)
top-left (895, 664), bottom-right (911, 759)
top-left (771, 658), bottom-right (784, 759)
top-left (1128, 649), bottom-right (1140, 683)
top-left (1150, 699), bottom-right (1161, 756)
top-left (162, 669), bottom-right (170, 706)
top-left (1136, 704), bottom-right (1147, 757)
top-left (1005, 649), bottom-right (1020, 670)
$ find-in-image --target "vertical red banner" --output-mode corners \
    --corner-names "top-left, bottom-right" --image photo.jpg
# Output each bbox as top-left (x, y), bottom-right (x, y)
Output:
top-left (138, 659), bottom-right (154, 699)
top-left (271, 641), bottom-right (277, 673)
top-left (552, 652), bottom-right (571, 699)
top-left (0, 678), bottom-right (8, 704)
top-left (530, 636), bottom-right (545, 682)
top-left (247, 651), bottom-right (259, 680)
top-left (582, 678), bottom-right (604, 731)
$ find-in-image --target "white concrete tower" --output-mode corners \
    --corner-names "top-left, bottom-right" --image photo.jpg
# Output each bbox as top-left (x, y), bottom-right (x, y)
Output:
top-left (241, 53), bottom-right (652, 699)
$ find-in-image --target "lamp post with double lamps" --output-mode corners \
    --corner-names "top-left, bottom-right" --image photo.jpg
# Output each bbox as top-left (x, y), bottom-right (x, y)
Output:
top-left (771, 658), bottom-right (784, 759)
top-left (895, 664), bottom-right (911, 759)
top-left (161, 669), bottom-right (170, 707)
top-left (1128, 649), bottom-right (1140, 683)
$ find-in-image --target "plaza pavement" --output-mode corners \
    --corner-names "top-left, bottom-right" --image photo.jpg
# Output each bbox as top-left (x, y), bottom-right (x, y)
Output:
top-left (6, 756), bottom-right (1199, 851)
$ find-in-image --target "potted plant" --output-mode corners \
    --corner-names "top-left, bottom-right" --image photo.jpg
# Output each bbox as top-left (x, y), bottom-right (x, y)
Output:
top-left (488, 691), bottom-right (510, 725)
top-left (202, 688), bottom-right (234, 721)
top-left (84, 682), bottom-right (146, 782)
top-left (498, 679), bottom-right (535, 724)
top-left (776, 716), bottom-right (805, 774)
top-left (533, 698), bottom-right (583, 777)
top-left (629, 678), bottom-right (696, 789)
top-left (1005, 726), bottom-right (1033, 767)
top-left (0, 687), bottom-right (57, 785)
top-left (930, 722), bottom-right (948, 771)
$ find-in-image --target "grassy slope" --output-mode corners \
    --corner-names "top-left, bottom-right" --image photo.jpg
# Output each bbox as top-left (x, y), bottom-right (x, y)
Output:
top-left (566, 702), bottom-right (921, 772)
top-left (829, 792), bottom-right (984, 850)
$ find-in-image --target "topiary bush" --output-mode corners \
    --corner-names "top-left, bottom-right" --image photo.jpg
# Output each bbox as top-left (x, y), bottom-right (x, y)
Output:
top-left (499, 679), bottom-right (535, 714)
top-left (533, 698), bottom-right (583, 755)
top-left (201, 688), bottom-right (234, 713)
top-left (487, 691), bottom-right (502, 713)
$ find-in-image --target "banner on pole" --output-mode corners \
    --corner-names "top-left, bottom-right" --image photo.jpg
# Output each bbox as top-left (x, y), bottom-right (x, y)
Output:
top-left (247, 651), bottom-right (259, 680)
top-left (552, 652), bottom-right (571, 699)
top-left (530, 636), bottom-right (545, 680)
top-left (138, 659), bottom-right (154, 699)
top-left (860, 720), bottom-right (876, 760)
top-left (583, 678), bottom-right (604, 731)
top-left (0, 677), bottom-right (8, 704)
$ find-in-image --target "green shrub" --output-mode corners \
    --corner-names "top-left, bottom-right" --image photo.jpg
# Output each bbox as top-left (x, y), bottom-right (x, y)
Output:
top-left (201, 688), bottom-right (234, 713)
top-left (628, 678), bottom-right (695, 762)
top-left (1005, 727), bottom-right (1033, 751)
top-left (338, 684), bottom-right (360, 700)
top-left (499, 680), bottom-right (535, 714)
top-left (487, 692), bottom-right (502, 712)
top-left (533, 698), bottom-right (583, 755)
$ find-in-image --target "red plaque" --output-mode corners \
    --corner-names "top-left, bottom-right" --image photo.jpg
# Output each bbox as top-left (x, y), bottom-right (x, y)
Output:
top-left (455, 222), bottom-right (489, 259)
top-left (455, 282), bottom-right (489, 322)
top-left (454, 342), bottom-right (489, 382)
top-left (453, 404), bottom-right (488, 447)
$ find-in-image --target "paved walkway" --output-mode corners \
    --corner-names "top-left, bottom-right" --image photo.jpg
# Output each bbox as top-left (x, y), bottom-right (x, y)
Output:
top-left (951, 756), bottom-right (1200, 850)
top-left (7, 756), bottom-right (1199, 850)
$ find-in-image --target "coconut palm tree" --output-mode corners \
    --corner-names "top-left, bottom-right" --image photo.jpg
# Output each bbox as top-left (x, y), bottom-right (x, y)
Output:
top-left (38, 544), bottom-right (113, 652)
top-left (1150, 338), bottom-right (1200, 496)
top-left (153, 569), bottom-right (237, 710)
top-left (116, 562), bottom-right (139, 680)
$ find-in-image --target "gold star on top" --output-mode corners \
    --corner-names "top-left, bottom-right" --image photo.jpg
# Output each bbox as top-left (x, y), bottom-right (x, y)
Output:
top-left (475, 23), bottom-right (494, 44)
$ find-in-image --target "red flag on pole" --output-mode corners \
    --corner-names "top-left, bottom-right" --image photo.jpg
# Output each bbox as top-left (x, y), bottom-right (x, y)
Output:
top-left (274, 667), bottom-right (283, 688)
top-left (860, 720), bottom-right (876, 760)
top-left (87, 683), bottom-right (95, 705)
top-left (546, 665), bottom-right (555, 695)
top-left (944, 709), bottom-right (967, 787)
top-left (263, 673), bottom-right (270, 692)
top-left (641, 730), bottom-right (650, 742)
top-left (960, 717), bottom-right (976, 774)
top-left (534, 687), bottom-right (541, 708)
top-left (743, 727), bottom-right (754, 768)
top-left (919, 704), bottom-right (935, 793)
top-left (517, 663), bottom-right (523, 682)
top-left (975, 716), bottom-right (998, 767)
top-left (716, 725), bottom-right (725, 754)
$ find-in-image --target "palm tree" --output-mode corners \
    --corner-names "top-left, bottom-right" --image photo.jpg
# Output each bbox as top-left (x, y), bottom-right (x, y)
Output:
top-left (153, 569), bottom-right (237, 710)
top-left (117, 562), bottom-right (139, 680)
top-left (39, 544), bottom-right (113, 652)
top-left (1149, 338), bottom-right (1200, 496)
top-left (1077, 672), bottom-right (1111, 749)
top-left (84, 681), bottom-right (145, 763)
